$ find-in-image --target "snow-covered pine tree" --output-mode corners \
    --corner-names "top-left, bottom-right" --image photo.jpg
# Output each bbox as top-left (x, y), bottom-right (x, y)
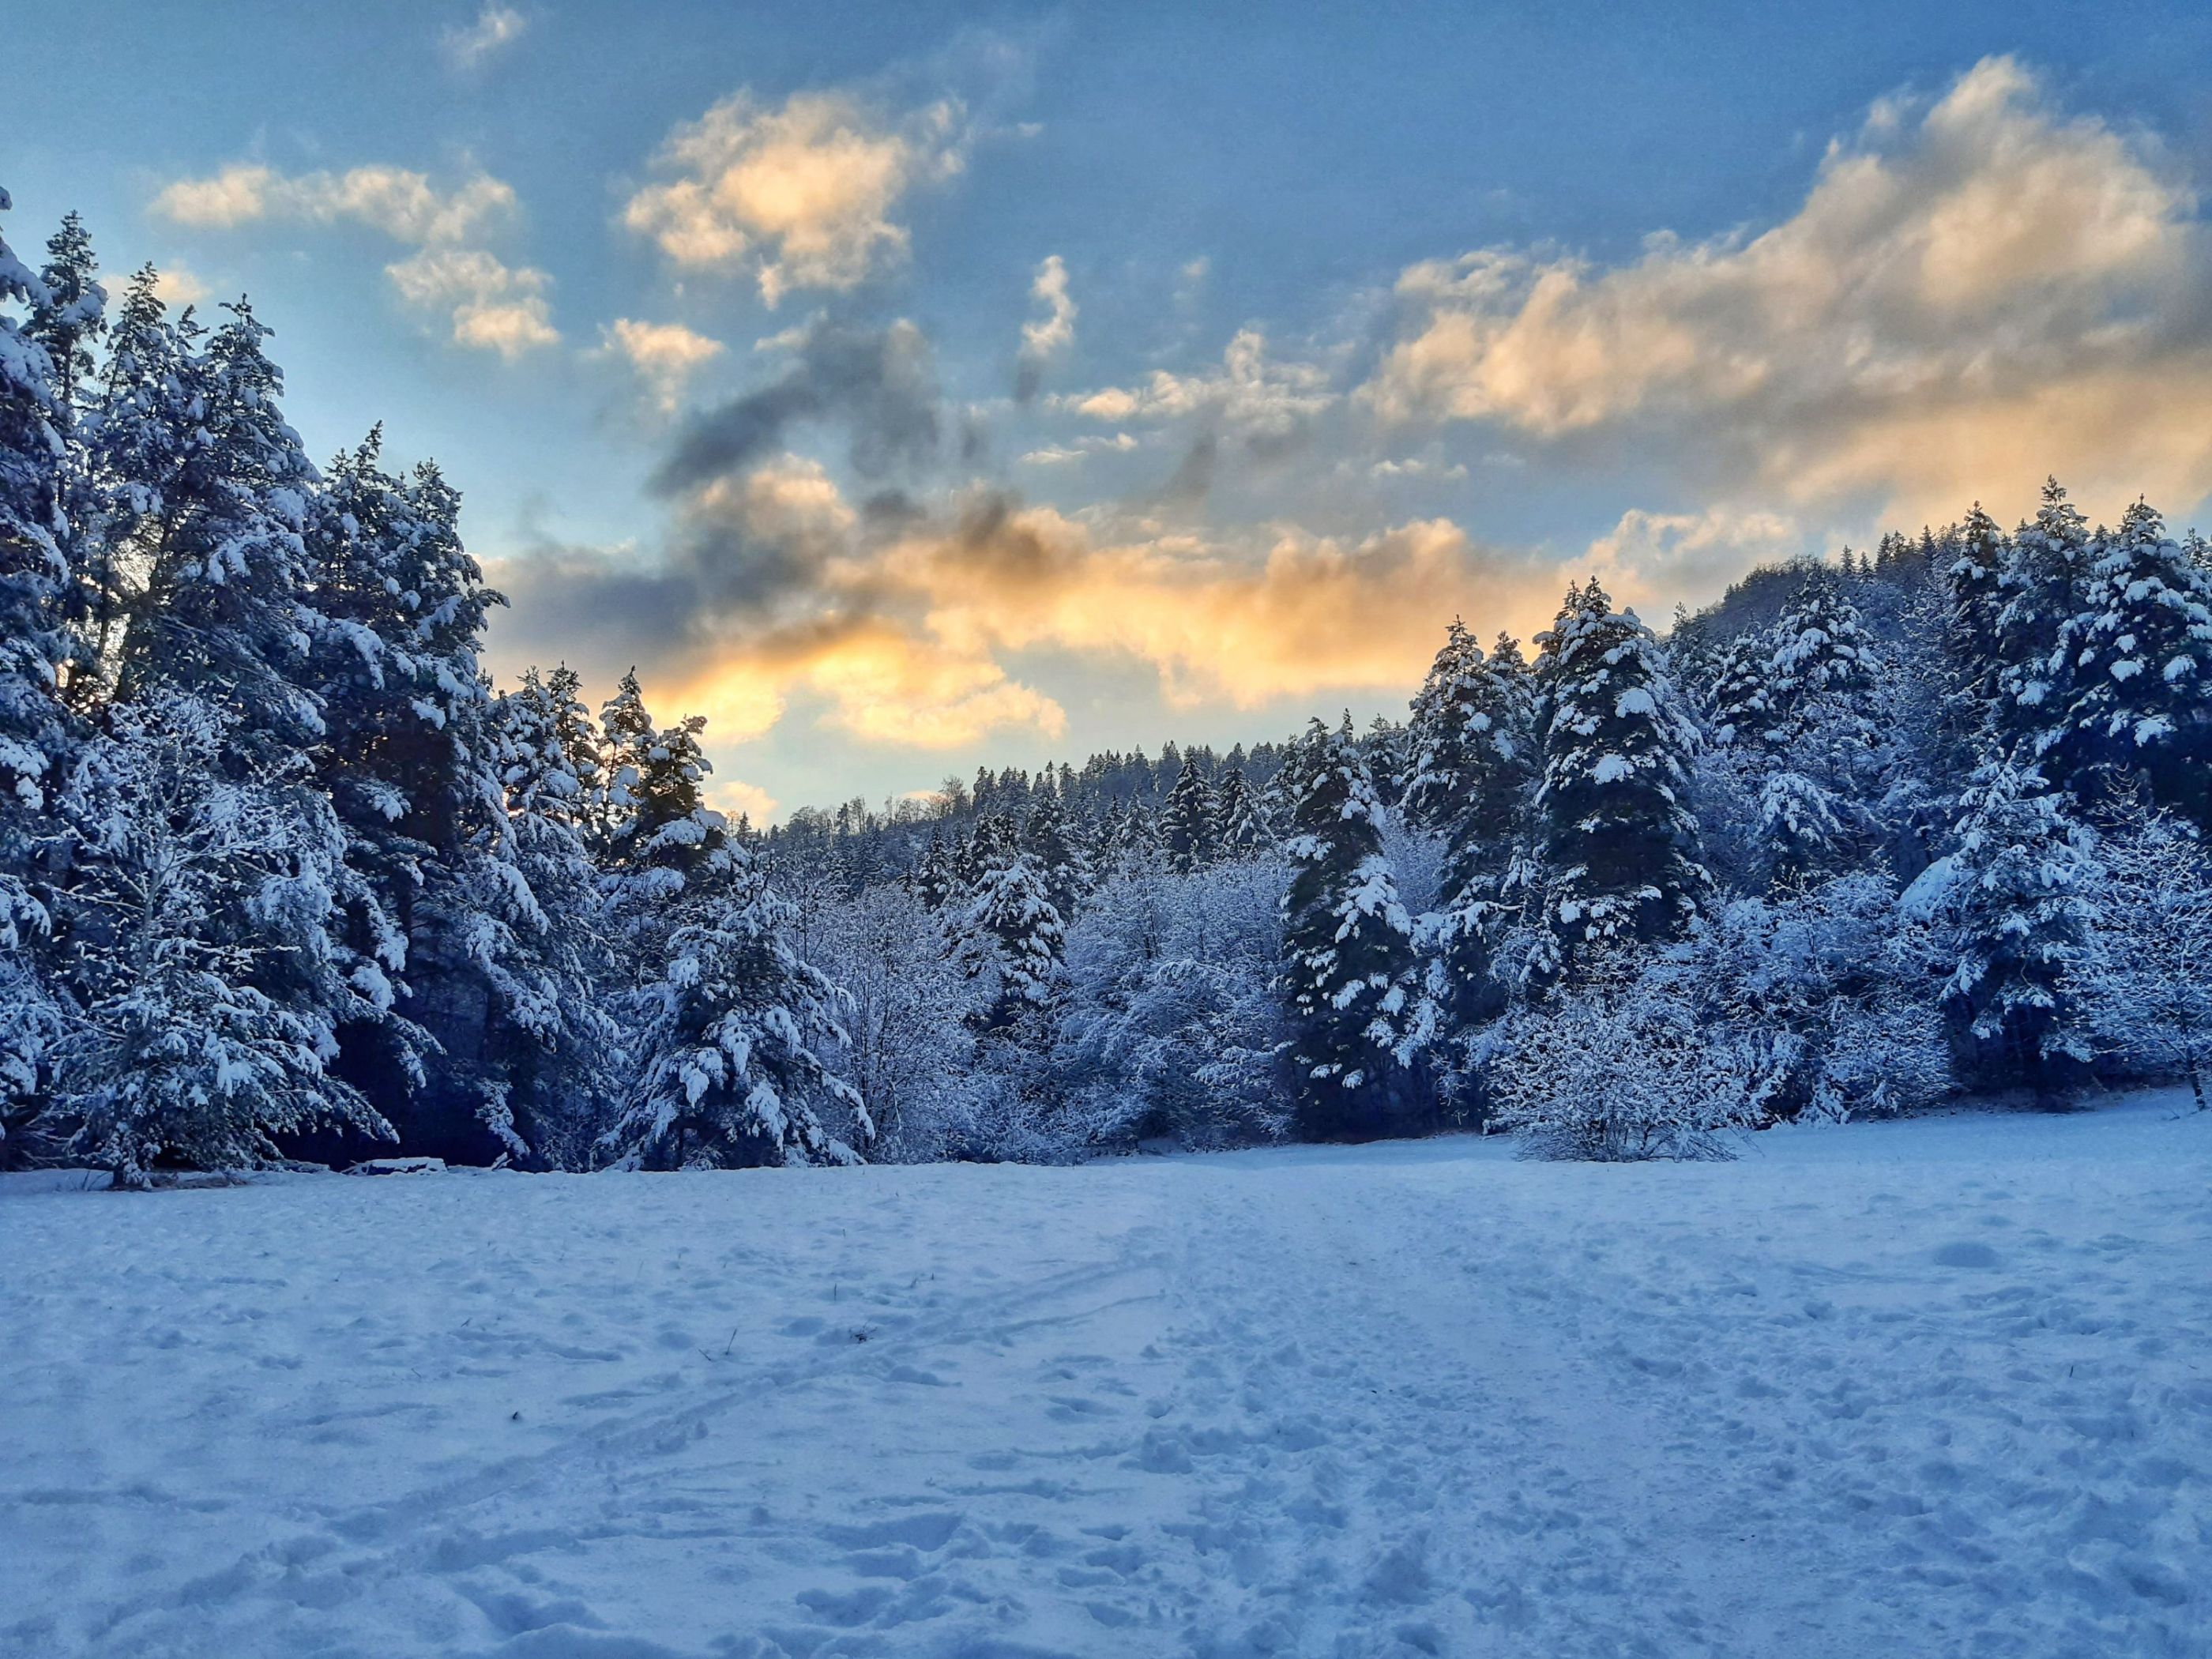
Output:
top-left (1215, 765), bottom-right (1272, 857)
top-left (909, 832), bottom-right (957, 912)
top-left (596, 673), bottom-right (732, 917)
top-left (1936, 759), bottom-right (2094, 1100)
top-left (1159, 754), bottom-right (1220, 874)
top-left (542, 664), bottom-right (604, 832)
top-left (1702, 626), bottom-right (1778, 750)
top-left (52, 690), bottom-right (390, 1186)
top-left (957, 814), bottom-right (1066, 1035)
top-left (1402, 618), bottom-right (1479, 829)
top-left (1529, 579), bottom-right (1706, 980)
top-left (113, 299), bottom-right (325, 750)
top-left (1422, 631), bottom-right (1539, 1023)
top-left (76, 266), bottom-right (191, 683)
top-left (604, 841), bottom-right (863, 1169)
top-left (0, 185), bottom-right (77, 1157)
top-left (1021, 788), bottom-right (1090, 917)
top-left (474, 668), bottom-right (618, 1164)
top-left (1992, 479), bottom-right (2092, 763)
top-left (2050, 498), bottom-right (2212, 824)
top-left (1766, 566), bottom-right (1879, 735)
top-left (1755, 566), bottom-right (1885, 886)
top-left (26, 212), bottom-right (103, 424)
top-left (1277, 715), bottom-right (1421, 1139)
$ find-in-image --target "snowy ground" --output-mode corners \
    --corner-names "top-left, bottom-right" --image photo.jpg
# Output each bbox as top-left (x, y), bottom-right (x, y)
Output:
top-left (4, 1096), bottom-right (2208, 1659)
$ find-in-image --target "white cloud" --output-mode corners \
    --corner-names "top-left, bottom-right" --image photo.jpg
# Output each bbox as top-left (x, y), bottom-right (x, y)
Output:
top-left (387, 248), bottom-right (556, 359)
top-left (1063, 328), bottom-right (1334, 442)
top-left (599, 318), bottom-right (726, 412)
top-left (623, 89), bottom-right (969, 306)
top-left (1016, 254), bottom-right (1077, 391)
top-left (150, 264), bottom-right (211, 307)
top-left (1018, 433), bottom-right (1137, 465)
top-left (442, 4), bottom-right (528, 70)
top-left (1363, 56), bottom-right (2212, 526)
top-left (152, 161), bottom-right (556, 357)
top-left (705, 775), bottom-right (779, 825)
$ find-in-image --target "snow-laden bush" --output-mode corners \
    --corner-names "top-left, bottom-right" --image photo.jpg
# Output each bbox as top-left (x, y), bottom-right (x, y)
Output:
top-left (811, 884), bottom-right (988, 1161)
top-left (1052, 860), bottom-right (1291, 1153)
top-left (1484, 972), bottom-right (1774, 1161)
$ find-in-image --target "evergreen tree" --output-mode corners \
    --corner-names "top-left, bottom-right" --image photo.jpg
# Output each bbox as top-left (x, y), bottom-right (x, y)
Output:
top-left (1702, 626), bottom-right (1777, 749)
top-left (2050, 498), bottom-right (2212, 822)
top-left (113, 299), bottom-right (325, 745)
top-left (1422, 633), bottom-right (1539, 1021)
top-left (0, 186), bottom-right (77, 1154)
top-left (1215, 766), bottom-right (1272, 857)
top-left (77, 267), bottom-right (190, 682)
top-left (1992, 478), bottom-right (2091, 758)
top-left (1277, 716), bottom-right (1420, 1139)
top-left (605, 844), bottom-right (863, 1169)
top-left (1021, 788), bottom-right (1090, 916)
top-left (909, 832), bottom-right (957, 912)
top-left (1529, 579), bottom-right (1706, 980)
top-left (1402, 618), bottom-right (1482, 829)
top-left (52, 690), bottom-right (389, 1186)
top-left (26, 212), bottom-right (103, 423)
top-left (1938, 761), bottom-right (2094, 1099)
top-left (1159, 754), bottom-right (1220, 874)
top-left (958, 816), bottom-right (1066, 1034)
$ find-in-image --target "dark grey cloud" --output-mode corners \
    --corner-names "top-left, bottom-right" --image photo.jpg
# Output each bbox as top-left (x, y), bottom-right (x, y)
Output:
top-left (651, 318), bottom-right (942, 497)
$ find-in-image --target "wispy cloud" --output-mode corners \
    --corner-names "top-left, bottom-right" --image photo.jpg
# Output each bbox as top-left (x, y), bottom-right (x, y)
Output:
top-left (599, 318), bottom-right (727, 412)
top-left (442, 4), bottom-right (528, 72)
top-left (622, 88), bottom-right (969, 305)
top-left (152, 161), bottom-right (556, 357)
top-left (1015, 253), bottom-right (1076, 401)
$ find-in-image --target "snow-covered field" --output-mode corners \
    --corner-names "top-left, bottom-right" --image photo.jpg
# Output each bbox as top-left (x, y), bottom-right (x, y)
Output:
top-left (4, 1097), bottom-right (2208, 1659)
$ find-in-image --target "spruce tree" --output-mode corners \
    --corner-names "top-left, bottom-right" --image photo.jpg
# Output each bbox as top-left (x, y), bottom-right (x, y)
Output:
top-left (1423, 633), bottom-right (1539, 1021)
top-left (0, 186), bottom-right (77, 1153)
top-left (1021, 788), bottom-right (1090, 916)
top-left (114, 299), bottom-right (325, 747)
top-left (1159, 754), bottom-right (1220, 874)
top-left (957, 814), bottom-right (1066, 1033)
top-left (1215, 766), bottom-right (1272, 857)
top-left (1277, 716), bottom-right (1420, 1139)
top-left (1529, 580), bottom-right (1706, 980)
top-left (1992, 478), bottom-right (2091, 759)
top-left (605, 843), bottom-right (863, 1169)
top-left (2051, 498), bottom-right (2212, 823)
top-left (1939, 760), bottom-right (2094, 1100)
top-left (27, 212), bottom-right (103, 423)
top-left (53, 691), bottom-right (390, 1185)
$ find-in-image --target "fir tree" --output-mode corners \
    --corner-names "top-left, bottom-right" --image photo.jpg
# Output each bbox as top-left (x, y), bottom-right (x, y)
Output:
top-left (1422, 633), bottom-right (1539, 1022)
top-left (114, 298), bottom-right (325, 748)
top-left (2051, 498), bottom-right (2212, 822)
top-left (1215, 766), bottom-right (1272, 857)
top-left (1530, 580), bottom-right (1706, 979)
top-left (1159, 754), bottom-right (1220, 874)
top-left (958, 816), bottom-right (1066, 1034)
top-left (26, 212), bottom-right (103, 423)
top-left (52, 690), bottom-right (390, 1186)
top-left (1992, 478), bottom-right (2092, 759)
top-left (1277, 716), bottom-right (1420, 1139)
top-left (0, 185), bottom-right (77, 1153)
top-left (1021, 788), bottom-right (1090, 917)
top-left (605, 844), bottom-right (863, 1169)
top-left (1938, 761), bottom-right (2094, 1100)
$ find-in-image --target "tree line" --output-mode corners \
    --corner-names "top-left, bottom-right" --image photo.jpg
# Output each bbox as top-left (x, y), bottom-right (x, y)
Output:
top-left (4, 196), bottom-right (2208, 1183)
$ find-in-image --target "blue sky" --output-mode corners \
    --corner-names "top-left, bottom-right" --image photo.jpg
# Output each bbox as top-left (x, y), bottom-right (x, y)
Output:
top-left (9, 2), bottom-right (2212, 818)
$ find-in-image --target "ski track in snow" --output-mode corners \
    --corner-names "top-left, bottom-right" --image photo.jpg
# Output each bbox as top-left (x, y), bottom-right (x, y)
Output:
top-left (3, 1094), bottom-right (2209, 1657)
